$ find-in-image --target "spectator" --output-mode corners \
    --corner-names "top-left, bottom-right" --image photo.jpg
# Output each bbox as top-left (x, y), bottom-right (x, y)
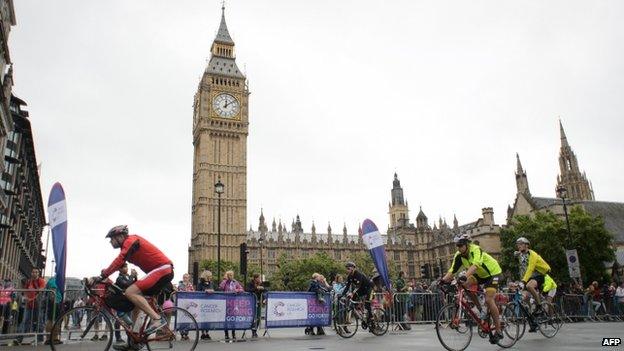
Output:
top-left (332, 275), bottom-right (345, 296)
top-left (178, 273), bottom-right (194, 293)
top-left (88, 277), bottom-right (111, 341)
top-left (72, 297), bottom-right (86, 328)
top-left (43, 277), bottom-right (62, 345)
top-left (177, 274), bottom-right (194, 340)
top-left (587, 281), bottom-right (604, 315)
top-left (219, 271), bottom-right (243, 341)
top-left (615, 281), bottom-right (624, 316)
top-left (605, 282), bottom-right (616, 316)
top-left (197, 270), bottom-right (214, 340)
top-left (1, 279), bottom-right (15, 334)
top-left (394, 271), bottom-right (410, 330)
top-left (61, 299), bottom-right (72, 330)
top-left (305, 273), bottom-right (330, 336)
top-left (16, 268), bottom-right (46, 345)
top-left (114, 263), bottom-right (136, 344)
top-left (246, 273), bottom-right (265, 338)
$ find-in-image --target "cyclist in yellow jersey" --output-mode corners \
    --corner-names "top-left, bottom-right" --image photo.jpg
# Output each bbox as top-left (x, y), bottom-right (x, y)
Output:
top-left (515, 237), bottom-right (551, 308)
top-left (441, 234), bottom-right (503, 344)
top-left (542, 274), bottom-right (557, 302)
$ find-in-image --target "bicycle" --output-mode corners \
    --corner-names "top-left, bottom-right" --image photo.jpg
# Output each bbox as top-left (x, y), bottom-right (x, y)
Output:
top-left (506, 287), bottom-right (563, 339)
top-left (436, 279), bottom-right (518, 351)
top-left (333, 295), bottom-right (389, 338)
top-left (49, 278), bottom-right (199, 351)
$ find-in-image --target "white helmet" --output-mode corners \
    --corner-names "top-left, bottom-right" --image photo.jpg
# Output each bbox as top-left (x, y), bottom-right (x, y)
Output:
top-left (453, 233), bottom-right (471, 245)
top-left (516, 237), bottom-right (530, 245)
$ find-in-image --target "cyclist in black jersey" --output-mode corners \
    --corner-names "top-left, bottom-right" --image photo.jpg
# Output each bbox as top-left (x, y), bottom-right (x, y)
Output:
top-left (340, 262), bottom-right (374, 329)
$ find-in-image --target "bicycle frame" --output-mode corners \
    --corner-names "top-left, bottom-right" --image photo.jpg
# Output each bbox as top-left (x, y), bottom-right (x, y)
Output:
top-left (82, 281), bottom-right (175, 345)
top-left (450, 283), bottom-right (494, 334)
top-left (511, 289), bottom-right (538, 326)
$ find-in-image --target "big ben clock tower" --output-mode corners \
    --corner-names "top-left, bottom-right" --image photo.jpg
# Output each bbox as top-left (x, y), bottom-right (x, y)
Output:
top-left (189, 6), bottom-right (249, 272)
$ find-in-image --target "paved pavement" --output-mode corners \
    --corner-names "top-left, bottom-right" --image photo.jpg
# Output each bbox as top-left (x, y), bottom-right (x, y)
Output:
top-left (5, 322), bottom-right (623, 350)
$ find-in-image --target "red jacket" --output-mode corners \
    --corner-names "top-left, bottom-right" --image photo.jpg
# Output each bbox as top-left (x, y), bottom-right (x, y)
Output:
top-left (102, 234), bottom-right (172, 278)
top-left (24, 278), bottom-right (46, 309)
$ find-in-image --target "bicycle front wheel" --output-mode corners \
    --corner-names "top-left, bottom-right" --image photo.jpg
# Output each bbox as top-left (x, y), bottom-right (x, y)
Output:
top-left (50, 306), bottom-right (113, 351)
top-left (506, 302), bottom-right (526, 340)
top-left (537, 301), bottom-right (562, 338)
top-left (333, 303), bottom-right (358, 338)
top-left (496, 303), bottom-right (519, 348)
top-left (146, 307), bottom-right (199, 351)
top-left (435, 304), bottom-right (473, 351)
top-left (369, 307), bottom-right (389, 336)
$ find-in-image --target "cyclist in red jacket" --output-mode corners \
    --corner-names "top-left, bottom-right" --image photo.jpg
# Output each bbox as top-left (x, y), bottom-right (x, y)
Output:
top-left (99, 225), bottom-right (173, 337)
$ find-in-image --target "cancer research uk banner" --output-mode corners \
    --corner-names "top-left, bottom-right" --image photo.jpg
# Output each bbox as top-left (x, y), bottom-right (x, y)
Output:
top-left (265, 292), bottom-right (331, 328)
top-left (175, 292), bottom-right (256, 330)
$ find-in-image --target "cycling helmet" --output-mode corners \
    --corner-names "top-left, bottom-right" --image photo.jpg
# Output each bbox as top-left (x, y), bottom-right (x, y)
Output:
top-left (453, 233), bottom-right (471, 246)
top-left (106, 225), bottom-right (129, 238)
top-left (516, 237), bottom-right (530, 245)
top-left (345, 262), bottom-right (356, 269)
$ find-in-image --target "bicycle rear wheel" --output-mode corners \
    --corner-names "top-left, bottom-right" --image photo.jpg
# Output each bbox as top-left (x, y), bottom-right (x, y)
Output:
top-left (50, 306), bottom-right (113, 351)
top-left (537, 301), bottom-right (562, 338)
top-left (333, 303), bottom-right (358, 338)
top-left (146, 307), bottom-right (198, 351)
top-left (435, 304), bottom-right (473, 351)
top-left (369, 307), bottom-right (389, 336)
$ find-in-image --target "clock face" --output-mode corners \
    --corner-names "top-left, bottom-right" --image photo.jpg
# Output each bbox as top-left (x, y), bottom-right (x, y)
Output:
top-left (212, 93), bottom-right (240, 118)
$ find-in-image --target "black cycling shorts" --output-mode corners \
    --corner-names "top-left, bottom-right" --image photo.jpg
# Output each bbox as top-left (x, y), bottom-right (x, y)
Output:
top-left (475, 274), bottom-right (500, 290)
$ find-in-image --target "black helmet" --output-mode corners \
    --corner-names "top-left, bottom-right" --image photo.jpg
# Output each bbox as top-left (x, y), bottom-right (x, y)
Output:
top-left (106, 225), bottom-right (128, 238)
top-left (345, 262), bottom-right (356, 269)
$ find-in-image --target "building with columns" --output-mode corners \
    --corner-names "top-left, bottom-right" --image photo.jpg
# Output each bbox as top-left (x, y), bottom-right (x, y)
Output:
top-left (508, 121), bottom-right (624, 253)
top-left (189, 6), bottom-right (249, 272)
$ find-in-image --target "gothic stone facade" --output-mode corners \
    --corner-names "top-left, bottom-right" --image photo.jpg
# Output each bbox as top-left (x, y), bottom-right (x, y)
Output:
top-left (508, 121), bottom-right (624, 252)
top-left (246, 174), bottom-right (502, 280)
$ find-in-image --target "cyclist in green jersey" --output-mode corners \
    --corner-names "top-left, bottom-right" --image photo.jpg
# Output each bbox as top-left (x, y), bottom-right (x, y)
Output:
top-left (441, 234), bottom-right (503, 344)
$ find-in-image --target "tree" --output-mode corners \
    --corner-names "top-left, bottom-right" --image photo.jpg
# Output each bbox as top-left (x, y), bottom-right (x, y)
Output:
top-left (271, 253), bottom-right (344, 291)
top-left (198, 260), bottom-right (260, 286)
top-left (501, 206), bottom-right (615, 286)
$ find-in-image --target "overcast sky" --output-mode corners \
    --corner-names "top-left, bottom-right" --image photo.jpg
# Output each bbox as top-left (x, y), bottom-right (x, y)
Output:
top-left (11, 1), bottom-right (624, 281)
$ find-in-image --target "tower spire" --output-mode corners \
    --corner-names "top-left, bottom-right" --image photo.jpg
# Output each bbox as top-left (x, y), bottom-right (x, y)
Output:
top-left (515, 153), bottom-right (530, 195)
top-left (556, 119), bottom-right (594, 201)
top-left (516, 153), bottom-right (524, 174)
top-left (215, 3), bottom-right (234, 45)
top-left (559, 119), bottom-right (569, 148)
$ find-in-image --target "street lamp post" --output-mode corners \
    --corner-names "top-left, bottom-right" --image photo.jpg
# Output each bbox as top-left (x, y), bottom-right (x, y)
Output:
top-left (557, 185), bottom-right (581, 283)
top-left (258, 237), bottom-right (264, 282)
top-left (215, 178), bottom-right (224, 286)
top-left (556, 185), bottom-right (573, 247)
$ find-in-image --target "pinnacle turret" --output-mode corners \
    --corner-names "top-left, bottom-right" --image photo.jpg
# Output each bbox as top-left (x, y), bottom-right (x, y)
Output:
top-left (215, 5), bottom-right (234, 45)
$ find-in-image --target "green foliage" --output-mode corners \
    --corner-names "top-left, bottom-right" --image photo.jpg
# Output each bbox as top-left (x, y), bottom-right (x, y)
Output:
top-left (502, 206), bottom-right (615, 285)
top-left (271, 252), bottom-right (345, 291)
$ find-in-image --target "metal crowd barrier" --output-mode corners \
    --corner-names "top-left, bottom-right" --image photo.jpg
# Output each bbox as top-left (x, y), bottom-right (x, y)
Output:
top-left (2, 287), bottom-right (623, 346)
top-left (560, 293), bottom-right (624, 322)
top-left (375, 291), bottom-right (624, 329)
top-left (0, 288), bottom-right (58, 346)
